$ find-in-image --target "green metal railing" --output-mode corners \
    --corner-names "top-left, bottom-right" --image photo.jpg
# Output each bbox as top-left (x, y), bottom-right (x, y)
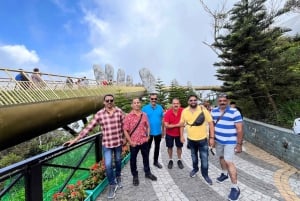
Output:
top-left (0, 68), bottom-right (145, 106)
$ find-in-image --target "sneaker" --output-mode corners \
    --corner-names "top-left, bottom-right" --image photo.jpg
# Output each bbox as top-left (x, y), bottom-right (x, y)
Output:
top-left (116, 176), bottom-right (123, 188)
top-left (107, 184), bottom-right (118, 199)
top-left (168, 160), bottom-right (173, 169)
top-left (216, 173), bottom-right (229, 183)
top-left (154, 162), bottom-right (162, 169)
top-left (177, 160), bottom-right (184, 169)
top-left (203, 175), bottom-right (213, 185)
top-left (133, 176), bottom-right (139, 186)
top-left (228, 187), bottom-right (240, 201)
top-left (145, 173), bottom-right (157, 181)
top-left (189, 169), bottom-right (198, 178)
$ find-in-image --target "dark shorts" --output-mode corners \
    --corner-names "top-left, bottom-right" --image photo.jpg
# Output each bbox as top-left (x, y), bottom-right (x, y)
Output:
top-left (165, 134), bottom-right (183, 148)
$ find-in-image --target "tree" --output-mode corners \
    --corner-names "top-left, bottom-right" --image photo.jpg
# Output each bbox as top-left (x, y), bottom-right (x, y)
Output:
top-left (154, 78), bottom-right (168, 108)
top-left (212, 0), bottom-right (293, 119)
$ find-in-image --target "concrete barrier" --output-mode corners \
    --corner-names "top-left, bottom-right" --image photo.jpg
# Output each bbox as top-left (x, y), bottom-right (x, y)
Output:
top-left (244, 118), bottom-right (300, 169)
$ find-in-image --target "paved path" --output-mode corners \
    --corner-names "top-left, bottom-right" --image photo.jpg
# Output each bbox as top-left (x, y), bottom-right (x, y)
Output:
top-left (97, 139), bottom-right (300, 201)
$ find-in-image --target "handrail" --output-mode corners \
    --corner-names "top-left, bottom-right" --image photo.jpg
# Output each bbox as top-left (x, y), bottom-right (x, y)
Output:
top-left (0, 68), bottom-right (146, 106)
top-left (0, 133), bottom-right (102, 201)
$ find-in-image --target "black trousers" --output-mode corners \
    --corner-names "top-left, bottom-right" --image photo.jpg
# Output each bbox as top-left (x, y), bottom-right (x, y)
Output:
top-left (148, 134), bottom-right (162, 163)
top-left (130, 142), bottom-right (150, 176)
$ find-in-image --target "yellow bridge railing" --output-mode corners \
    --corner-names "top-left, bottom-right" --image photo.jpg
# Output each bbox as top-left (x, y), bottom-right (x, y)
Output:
top-left (0, 68), bottom-right (145, 106)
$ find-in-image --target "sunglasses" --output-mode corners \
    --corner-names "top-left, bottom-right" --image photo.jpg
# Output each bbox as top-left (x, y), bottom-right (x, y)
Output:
top-left (151, 98), bottom-right (157, 101)
top-left (105, 99), bottom-right (114, 103)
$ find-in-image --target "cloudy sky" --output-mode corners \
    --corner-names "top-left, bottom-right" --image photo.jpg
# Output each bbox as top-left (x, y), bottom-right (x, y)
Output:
top-left (0, 0), bottom-right (298, 86)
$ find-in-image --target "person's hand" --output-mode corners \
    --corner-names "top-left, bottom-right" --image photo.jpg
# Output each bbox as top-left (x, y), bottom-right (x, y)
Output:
top-left (63, 138), bottom-right (77, 147)
top-left (122, 138), bottom-right (127, 145)
top-left (180, 136), bottom-right (185, 144)
top-left (129, 141), bottom-right (137, 147)
top-left (209, 138), bottom-right (215, 148)
top-left (234, 144), bottom-right (242, 153)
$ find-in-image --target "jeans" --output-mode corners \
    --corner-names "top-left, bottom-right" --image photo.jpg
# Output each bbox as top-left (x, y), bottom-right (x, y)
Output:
top-left (188, 138), bottom-right (209, 177)
top-left (148, 134), bottom-right (161, 162)
top-left (130, 142), bottom-right (151, 176)
top-left (102, 145), bottom-right (122, 185)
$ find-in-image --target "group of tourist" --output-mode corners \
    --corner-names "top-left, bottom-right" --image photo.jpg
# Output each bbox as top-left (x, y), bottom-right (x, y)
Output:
top-left (64, 93), bottom-right (243, 201)
top-left (15, 68), bottom-right (44, 89)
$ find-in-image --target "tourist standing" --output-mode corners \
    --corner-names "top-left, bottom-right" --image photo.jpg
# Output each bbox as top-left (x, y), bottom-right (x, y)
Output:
top-left (64, 94), bottom-right (125, 199)
top-left (142, 93), bottom-right (165, 168)
top-left (211, 94), bottom-right (243, 201)
top-left (31, 68), bottom-right (44, 88)
top-left (123, 97), bottom-right (157, 186)
top-left (164, 98), bottom-right (184, 169)
top-left (180, 95), bottom-right (215, 185)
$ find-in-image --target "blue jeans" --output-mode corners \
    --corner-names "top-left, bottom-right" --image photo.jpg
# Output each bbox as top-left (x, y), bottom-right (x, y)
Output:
top-left (188, 138), bottom-right (209, 177)
top-left (102, 145), bottom-right (122, 185)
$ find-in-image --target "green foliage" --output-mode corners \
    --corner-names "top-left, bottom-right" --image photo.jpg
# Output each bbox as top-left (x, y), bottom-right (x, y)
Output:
top-left (168, 80), bottom-right (197, 108)
top-left (212, 0), bottom-right (300, 122)
top-left (154, 78), bottom-right (168, 108)
top-left (0, 153), bottom-right (22, 168)
top-left (114, 90), bottom-right (132, 113)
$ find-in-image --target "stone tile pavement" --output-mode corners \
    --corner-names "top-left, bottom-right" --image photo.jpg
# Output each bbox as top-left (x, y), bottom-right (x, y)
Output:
top-left (96, 138), bottom-right (300, 201)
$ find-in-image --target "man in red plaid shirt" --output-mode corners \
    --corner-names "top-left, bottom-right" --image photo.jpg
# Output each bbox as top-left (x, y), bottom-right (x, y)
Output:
top-left (64, 94), bottom-right (125, 199)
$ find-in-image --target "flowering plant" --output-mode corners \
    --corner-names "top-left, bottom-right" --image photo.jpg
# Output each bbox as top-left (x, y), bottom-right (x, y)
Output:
top-left (52, 180), bottom-right (86, 201)
top-left (52, 144), bottom-right (130, 200)
top-left (82, 160), bottom-right (106, 189)
top-left (121, 143), bottom-right (130, 158)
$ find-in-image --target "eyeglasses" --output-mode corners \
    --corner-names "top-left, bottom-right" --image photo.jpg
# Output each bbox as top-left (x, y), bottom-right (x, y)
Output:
top-left (151, 98), bottom-right (157, 101)
top-left (105, 99), bottom-right (114, 103)
top-left (189, 99), bottom-right (197, 102)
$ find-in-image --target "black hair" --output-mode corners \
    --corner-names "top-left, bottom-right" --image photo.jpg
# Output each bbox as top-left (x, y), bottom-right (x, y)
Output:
top-left (187, 94), bottom-right (198, 100)
top-left (103, 94), bottom-right (114, 100)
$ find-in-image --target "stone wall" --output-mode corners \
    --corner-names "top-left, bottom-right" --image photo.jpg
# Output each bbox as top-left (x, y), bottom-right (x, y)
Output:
top-left (244, 118), bottom-right (300, 169)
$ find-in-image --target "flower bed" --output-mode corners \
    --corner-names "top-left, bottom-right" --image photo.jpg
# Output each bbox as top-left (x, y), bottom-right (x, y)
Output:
top-left (85, 153), bottom-right (130, 201)
top-left (52, 144), bottom-right (130, 201)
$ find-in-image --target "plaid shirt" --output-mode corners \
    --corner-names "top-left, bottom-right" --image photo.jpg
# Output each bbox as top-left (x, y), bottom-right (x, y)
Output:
top-left (79, 107), bottom-right (125, 148)
top-left (123, 111), bottom-right (149, 145)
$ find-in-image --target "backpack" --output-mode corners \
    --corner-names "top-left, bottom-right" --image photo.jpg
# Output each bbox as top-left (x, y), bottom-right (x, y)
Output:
top-left (15, 74), bottom-right (22, 81)
top-left (293, 118), bottom-right (300, 135)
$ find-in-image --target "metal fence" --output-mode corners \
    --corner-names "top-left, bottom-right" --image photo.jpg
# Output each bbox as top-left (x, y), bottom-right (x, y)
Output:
top-left (0, 134), bottom-right (102, 201)
top-left (0, 68), bottom-right (145, 106)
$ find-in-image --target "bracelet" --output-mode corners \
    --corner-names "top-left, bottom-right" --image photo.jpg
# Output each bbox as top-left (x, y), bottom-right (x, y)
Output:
top-left (209, 136), bottom-right (215, 139)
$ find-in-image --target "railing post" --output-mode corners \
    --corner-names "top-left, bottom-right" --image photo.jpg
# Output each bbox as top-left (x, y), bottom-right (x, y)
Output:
top-left (24, 164), bottom-right (43, 201)
top-left (95, 133), bottom-right (102, 162)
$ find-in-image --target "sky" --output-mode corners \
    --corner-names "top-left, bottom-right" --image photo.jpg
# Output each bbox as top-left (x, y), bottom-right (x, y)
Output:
top-left (0, 0), bottom-right (299, 86)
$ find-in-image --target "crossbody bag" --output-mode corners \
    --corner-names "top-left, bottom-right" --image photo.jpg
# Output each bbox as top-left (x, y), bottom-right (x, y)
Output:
top-left (130, 113), bottom-right (143, 136)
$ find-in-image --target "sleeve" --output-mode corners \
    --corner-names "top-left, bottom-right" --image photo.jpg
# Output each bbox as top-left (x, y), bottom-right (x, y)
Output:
top-left (79, 112), bottom-right (100, 138)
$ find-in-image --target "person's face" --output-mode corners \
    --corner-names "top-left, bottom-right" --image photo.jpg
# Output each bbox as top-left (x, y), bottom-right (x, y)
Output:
top-left (104, 96), bottom-right (114, 108)
top-left (188, 97), bottom-right (198, 108)
top-left (131, 98), bottom-right (141, 110)
top-left (172, 99), bottom-right (180, 110)
top-left (218, 97), bottom-right (228, 109)
top-left (150, 95), bottom-right (157, 106)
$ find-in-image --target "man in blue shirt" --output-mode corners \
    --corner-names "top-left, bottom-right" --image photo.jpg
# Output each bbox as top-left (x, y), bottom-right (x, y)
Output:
top-left (142, 93), bottom-right (165, 168)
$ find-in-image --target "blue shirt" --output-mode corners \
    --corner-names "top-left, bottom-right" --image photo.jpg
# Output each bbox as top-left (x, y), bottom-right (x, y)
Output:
top-left (142, 103), bottom-right (164, 136)
top-left (211, 106), bottom-right (242, 145)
